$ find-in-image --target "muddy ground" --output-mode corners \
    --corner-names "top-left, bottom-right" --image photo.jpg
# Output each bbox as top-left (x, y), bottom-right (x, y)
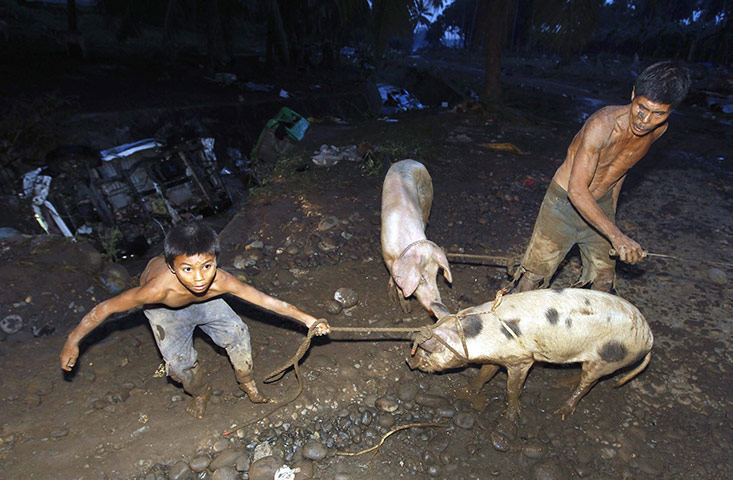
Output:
top-left (0, 53), bottom-right (731, 480)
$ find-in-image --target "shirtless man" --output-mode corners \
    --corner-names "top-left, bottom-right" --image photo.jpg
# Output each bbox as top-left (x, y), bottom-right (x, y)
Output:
top-left (60, 221), bottom-right (330, 418)
top-left (515, 61), bottom-right (691, 292)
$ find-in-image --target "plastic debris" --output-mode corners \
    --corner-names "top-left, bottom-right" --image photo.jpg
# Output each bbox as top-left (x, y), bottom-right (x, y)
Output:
top-left (477, 142), bottom-right (525, 154)
top-left (311, 144), bottom-right (360, 167)
top-left (377, 83), bottom-right (425, 114)
top-left (245, 81), bottom-right (275, 92)
top-left (100, 138), bottom-right (164, 162)
top-left (251, 108), bottom-right (310, 163)
top-left (274, 466), bottom-right (300, 480)
top-left (22, 168), bottom-right (74, 237)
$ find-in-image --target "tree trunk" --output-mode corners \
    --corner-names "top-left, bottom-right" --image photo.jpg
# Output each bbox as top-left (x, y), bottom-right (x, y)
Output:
top-left (483, 0), bottom-right (513, 104)
top-left (266, 0), bottom-right (290, 66)
top-left (66, 0), bottom-right (84, 58)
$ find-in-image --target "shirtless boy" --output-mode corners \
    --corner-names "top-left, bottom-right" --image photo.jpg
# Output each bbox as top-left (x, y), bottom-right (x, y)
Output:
top-left (515, 61), bottom-right (691, 292)
top-left (60, 221), bottom-right (330, 418)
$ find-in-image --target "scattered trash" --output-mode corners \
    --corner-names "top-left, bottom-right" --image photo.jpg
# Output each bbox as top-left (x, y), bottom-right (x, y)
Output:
top-left (251, 107), bottom-right (310, 164)
top-left (279, 89), bottom-right (291, 98)
top-left (477, 142), bottom-right (526, 154)
top-left (0, 315), bottom-right (24, 335)
top-left (705, 92), bottom-right (733, 114)
top-left (0, 227), bottom-right (22, 239)
top-left (100, 138), bottom-right (164, 162)
top-left (207, 72), bottom-right (237, 86)
top-left (23, 138), bottom-right (233, 255)
top-left (153, 363), bottom-right (166, 377)
top-left (522, 177), bottom-right (536, 188)
top-left (377, 117), bottom-right (399, 122)
top-left (274, 465), bottom-right (300, 480)
top-left (311, 144), bottom-right (360, 167)
top-left (21, 168), bottom-right (74, 237)
top-left (244, 81), bottom-right (275, 92)
top-left (377, 83), bottom-right (425, 115)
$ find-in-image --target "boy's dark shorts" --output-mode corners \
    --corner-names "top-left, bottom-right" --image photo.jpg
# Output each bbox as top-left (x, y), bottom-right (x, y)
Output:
top-left (520, 181), bottom-right (616, 287)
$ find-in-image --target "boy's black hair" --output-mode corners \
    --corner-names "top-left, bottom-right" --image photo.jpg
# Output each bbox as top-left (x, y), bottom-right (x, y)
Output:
top-left (164, 221), bottom-right (220, 267)
top-left (634, 60), bottom-right (691, 108)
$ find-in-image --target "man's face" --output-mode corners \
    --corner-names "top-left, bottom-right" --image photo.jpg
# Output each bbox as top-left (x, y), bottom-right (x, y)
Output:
top-left (171, 253), bottom-right (217, 295)
top-left (629, 95), bottom-right (672, 137)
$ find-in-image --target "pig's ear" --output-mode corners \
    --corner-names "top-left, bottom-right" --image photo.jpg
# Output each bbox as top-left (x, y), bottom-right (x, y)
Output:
top-left (392, 257), bottom-right (420, 297)
top-left (430, 302), bottom-right (451, 319)
top-left (434, 249), bottom-right (453, 283)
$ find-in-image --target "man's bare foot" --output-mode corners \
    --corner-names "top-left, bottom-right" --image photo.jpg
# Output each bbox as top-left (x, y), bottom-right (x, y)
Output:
top-left (185, 385), bottom-right (212, 419)
top-left (239, 379), bottom-right (270, 404)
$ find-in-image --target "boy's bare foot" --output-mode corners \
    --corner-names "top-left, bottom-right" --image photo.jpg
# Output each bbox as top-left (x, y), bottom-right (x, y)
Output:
top-left (186, 385), bottom-right (213, 419)
top-left (239, 379), bottom-right (270, 404)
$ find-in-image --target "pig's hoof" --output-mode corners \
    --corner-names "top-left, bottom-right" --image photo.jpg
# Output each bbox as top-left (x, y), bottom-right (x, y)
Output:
top-left (553, 405), bottom-right (575, 420)
top-left (504, 407), bottom-right (520, 422)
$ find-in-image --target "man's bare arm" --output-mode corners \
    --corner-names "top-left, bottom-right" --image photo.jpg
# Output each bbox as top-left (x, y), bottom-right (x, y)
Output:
top-left (221, 272), bottom-right (329, 335)
top-left (60, 286), bottom-right (155, 370)
top-left (566, 123), bottom-right (644, 264)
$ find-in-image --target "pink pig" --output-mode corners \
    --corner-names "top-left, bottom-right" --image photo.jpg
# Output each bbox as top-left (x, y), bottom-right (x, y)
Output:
top-left (381, 160), bottom-right (452, 315)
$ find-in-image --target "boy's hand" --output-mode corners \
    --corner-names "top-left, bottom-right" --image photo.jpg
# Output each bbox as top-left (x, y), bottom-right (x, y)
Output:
top-left (60, 342), bottom-right (79, 371)
top-left (312, 319), bottom-right (330, 336)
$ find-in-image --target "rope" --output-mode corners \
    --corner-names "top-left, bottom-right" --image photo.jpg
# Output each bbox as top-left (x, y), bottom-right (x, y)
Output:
top-left (397, 239), bottom-right (443, 262)
top-left (609, 248), bottom-right (733, 268)
top-left (246, 288), bottom-right (518, 432)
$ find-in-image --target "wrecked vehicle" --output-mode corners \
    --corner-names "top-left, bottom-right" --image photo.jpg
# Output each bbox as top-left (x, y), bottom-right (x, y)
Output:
top-left (23, 137), bottom-right (234, 256)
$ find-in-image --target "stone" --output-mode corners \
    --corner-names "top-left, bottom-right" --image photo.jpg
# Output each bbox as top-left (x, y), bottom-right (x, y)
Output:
top-left (317, 216), bottom-right (339, 231)
top-left (188, 455), bottom-right (211, 473)
top-left (334, 288), bottom-right (358, 308)
top-left (169, 461), bottom-right (195, 480)
top-left (211, 466), bottom-right (238, 480)
top-left (212, 438), bottom-right (230, 453)
top-left (523, 442), bottom-right (546, 459)
top-left (249, 455), bottom-right (284, 480)
top-left (294, 459), bottom-right (314, 478)
top-left (209, 448), bottom-right (245, 470)
top-left (452, 412), bottom-right (475, 430)
top-left (708, 267), bottom-right (728, 285)
top-left (397, 383), bottom-right (419, 402)
top-left (377, 413), bottom-right (395, 429)
top-left (532, 458), bottom-right (568, 480)
top-left (302, 440), bottom-right (328, 461)
top-left (375, 396), bottom-right (399, 413)
top-left (99, 263), bottom-right (132, 293)
top-left (414, 392), bottom-right (450, 409)
top-left (325, 300), bottom-right (343, 315)
top-left (490, 431), bottom-right (511, 452)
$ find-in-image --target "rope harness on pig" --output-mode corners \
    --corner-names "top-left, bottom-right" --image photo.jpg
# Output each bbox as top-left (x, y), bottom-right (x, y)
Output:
top-left (396, 238), bottom-right (444, 262)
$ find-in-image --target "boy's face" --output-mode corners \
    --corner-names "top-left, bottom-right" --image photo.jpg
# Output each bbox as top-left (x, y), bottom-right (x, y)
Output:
top-left (170, 253), bottom-right (217, 295)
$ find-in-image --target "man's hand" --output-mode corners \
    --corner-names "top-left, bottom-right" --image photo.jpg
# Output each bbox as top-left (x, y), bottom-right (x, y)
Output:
top-left (610, 234), bottom-right (646, 264)
top-left (312, 319), bottom-right (330, 336)
top-left (60, 342), bottom-right (79, 371)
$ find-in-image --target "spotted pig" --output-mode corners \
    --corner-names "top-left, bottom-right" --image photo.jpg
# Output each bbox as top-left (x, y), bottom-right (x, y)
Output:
top-left (407, 288), bottom-right (653, 419)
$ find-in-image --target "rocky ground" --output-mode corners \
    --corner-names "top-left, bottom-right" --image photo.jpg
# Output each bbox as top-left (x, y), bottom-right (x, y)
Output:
top-left (0, 54), bottom-right (731, 480)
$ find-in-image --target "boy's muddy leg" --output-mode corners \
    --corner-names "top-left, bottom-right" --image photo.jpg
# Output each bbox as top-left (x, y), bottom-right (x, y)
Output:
top-left (178, 362), bottom-right (212, 419)
top-left (234, 370), bottom-right (269, 403)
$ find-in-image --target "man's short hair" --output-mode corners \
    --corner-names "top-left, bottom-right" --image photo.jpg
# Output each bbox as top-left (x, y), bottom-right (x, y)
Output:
top-left (164, 221), bottom-right (220, 267)
top-left (634, 60), bottom-right (691, 108)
